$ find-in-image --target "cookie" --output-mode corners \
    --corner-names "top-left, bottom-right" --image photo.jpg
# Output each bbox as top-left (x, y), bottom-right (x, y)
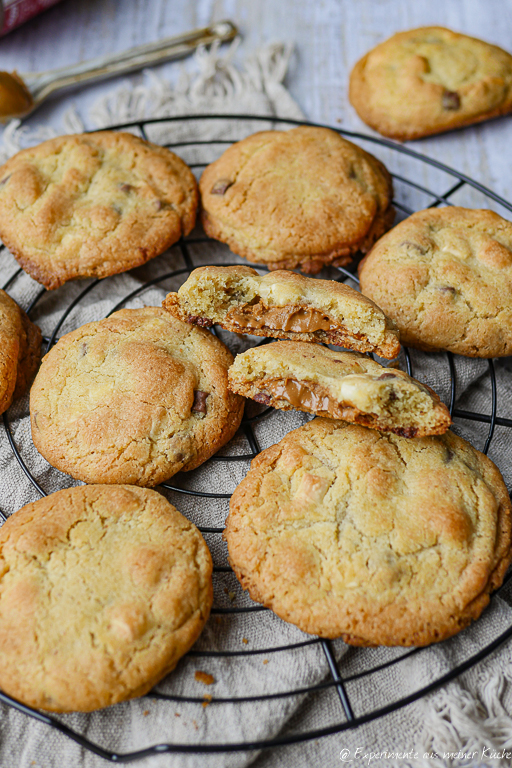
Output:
top-left (30, 307), bottom-right (244, 486)
top-left (199, 126), bottom-right (394, 273)
top-left (13, 306), bottom-right (42, 400)
top-left (0, 290), bottom-right (41, 413)
top-left (0, 484), bottom-right (213, 712)
top-left (0, 290), bottom-right (22, 413)
top-left (228, 341), bottom-right (451, 438)
top-left (163, 266), bottom-right (400, 359)
top-left (0, 131), bottom-right (198, 290)
top-left (225, 419), bottom-right (512, 646)
top-left (349, 27), bottom-right (512, 140)
top-left (359, 207), bottom-right (512, 357)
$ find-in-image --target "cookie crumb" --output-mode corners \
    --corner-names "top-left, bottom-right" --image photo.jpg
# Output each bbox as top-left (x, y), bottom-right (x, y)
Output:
top-left (242, 637), bottom-right (249, 644)
top-left (202, 694), bottom-right (213, 708)
top-left (195, 670), bottom-right (215, 685)
top-left (192, 719), bottom-right (199, 730)
top-left (175, 712), bottom-right (181, 717)
top-left (263, 659), bottom-right (269, 664)
top-left (143, 710), bottom-right (150, 717)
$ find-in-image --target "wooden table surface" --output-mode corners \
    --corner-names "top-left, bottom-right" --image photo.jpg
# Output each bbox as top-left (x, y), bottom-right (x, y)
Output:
top-left (1, 0), bottom-right (512, 204)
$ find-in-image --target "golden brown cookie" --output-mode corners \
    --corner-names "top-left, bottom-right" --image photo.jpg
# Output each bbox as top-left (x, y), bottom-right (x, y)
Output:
top-left (163, 266), bottom-right (400, 359)
top-left (13, 306), bottom-right (42, 399)
top-left (228, 341), bottom-right (451, 437)
top-left (0, 484), bottom-right (213, 712)
top-left (349, 27), bottom-right (512, 140)
top-left (0, 132), bottom-right (198, 290)
top-left (30, 307), bottom-right (244, 486)
top-left (359, 207), bottom-right (512, 357)
top-left (225, 419), bottom-right (512, 646)
top-left (199, 127), bottom-right (394, 273)
top-left (0, 289), bottom-right (41, 413)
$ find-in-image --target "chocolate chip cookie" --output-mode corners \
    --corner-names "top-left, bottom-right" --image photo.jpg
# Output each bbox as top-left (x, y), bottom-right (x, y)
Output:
top-left (199, 126), bottom-right (394, 273)
top-left (359, 207), bottom-right (512, 357)
top-left (163, 266), bottom-right (400, 359)
top-left (0, 132), bottom-right (198, 289)
top-left (349, 27), bottom-right (512, 140)
top-left (30, 307), bottom-right (244, 486)
top-left (0, 485), bottom-right (213, 712)
top-left (228, 341), bottom-right (451, 437)
top-left (225, 419), bottom-right (512, 646)
top-left (0, 289), bottom-right (41, 413)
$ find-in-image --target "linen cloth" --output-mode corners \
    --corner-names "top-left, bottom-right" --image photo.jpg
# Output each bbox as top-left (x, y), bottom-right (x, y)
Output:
top-left (0, 41), bottom-right (512, 768)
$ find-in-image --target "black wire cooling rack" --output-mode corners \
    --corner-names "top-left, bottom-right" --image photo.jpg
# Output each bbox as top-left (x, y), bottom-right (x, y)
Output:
top-left (1, 114), bottom-right (512, 763)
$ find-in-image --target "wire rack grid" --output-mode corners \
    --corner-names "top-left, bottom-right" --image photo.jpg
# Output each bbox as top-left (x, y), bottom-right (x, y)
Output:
top-left (1, 114), bottom-right (512, 763)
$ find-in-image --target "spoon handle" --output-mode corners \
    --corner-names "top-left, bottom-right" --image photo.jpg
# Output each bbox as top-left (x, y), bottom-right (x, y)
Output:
top-left (21, 20), bottom-right (238, 106)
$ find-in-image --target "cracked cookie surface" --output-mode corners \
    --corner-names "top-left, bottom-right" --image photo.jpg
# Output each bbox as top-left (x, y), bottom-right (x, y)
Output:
top-left (163, 265), bottom-right (400, 359)
top-left (228, 341), bottom-right (451, 437)
top-left (0, 484), bottom-right (213, 712)
top-left (0, 289), bottom-right (41, 413)
top-left (359, 207), bottom-right (512, 357)
top-left (30, 306), bottom-right (244, 486)
top-left (349, 27), bottom-right (512, 140)
top-left (199, 127), bottom-right (394, 273)
top-left (225, 419), bottom-right (512, 645)
top-left (0, 131), bottom-right (198, 289)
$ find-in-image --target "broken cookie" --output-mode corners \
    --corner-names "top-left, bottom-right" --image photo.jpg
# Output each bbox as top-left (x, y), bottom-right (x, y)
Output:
top-left (163, 266), bottom-right (400, 359)
top-left (228, 341), bottom-right (451, 437)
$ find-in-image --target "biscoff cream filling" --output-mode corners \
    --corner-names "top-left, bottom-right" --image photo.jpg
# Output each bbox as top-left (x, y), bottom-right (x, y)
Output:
top-left (225, 302), bottom-right (339, 333)
top-left (256, 374), bottom-right (435, 424)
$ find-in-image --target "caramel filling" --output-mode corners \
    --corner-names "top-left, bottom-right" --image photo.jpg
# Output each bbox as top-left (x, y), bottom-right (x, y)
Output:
top-left (266, 378), bottom-right (338, 415)
top-left (226, 302), bottom-right (339, 333)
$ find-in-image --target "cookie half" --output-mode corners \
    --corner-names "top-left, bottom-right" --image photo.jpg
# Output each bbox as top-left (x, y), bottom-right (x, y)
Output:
top-left (163, 266), bottom-right (400, 359)
top-left (225, 419), bottom-right (512, 646)
top-left (359, 207), bottom-right (512, 357)
top-left (199, 126), bottom-right (394, 273)
top-left (0, 132), bottom-right (198, 289)
top-left (30, 307), bottom-right (244, 486)
top-left (349, 27), bottom-right (512, 140)
top-left (0, 290), bottom-right (41, 413)
top-left (0, 485), bottom-right (212, 712)
top-left (228, 342), bottom-right (451, 438)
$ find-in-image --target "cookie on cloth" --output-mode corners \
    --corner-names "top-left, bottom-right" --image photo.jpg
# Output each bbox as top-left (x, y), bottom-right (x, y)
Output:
top-left (228, 341), bottom-right (451, 438)
top-left (163, 266), bottom-right (400, 359)
top-left (0, 484), bottom-right (213, 712)
top-left (225, 419), bottom-right (512, 646)
top-left (30, 307), bottom-right (244, 486)
top-left (349, 27), bottom-right (512, 140)
top-left (359, 207), bottom-right (512, 357)
top-left (0, 131), bottom-right (198, 289)
top-left (199, 126), bottom-right (394, 273)
top-left (0, 289), bottom-right (41, 413)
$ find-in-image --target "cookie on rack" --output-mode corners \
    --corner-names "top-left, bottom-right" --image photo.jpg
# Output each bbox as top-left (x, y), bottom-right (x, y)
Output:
top-left (225, 419), bottom-right (512, 646)
top-left (163, 266), bottom-right (401, 359)
top-left (349, 27), bottom-right (512, 140)
top-left (199, 126), bottom-right (395, 273)
top-left (0, 484), bottom-right (213, 712)
top-left (0, 289), bottom-right (41, 413)
top-left (359, 207), bottom-right (512, 357)
top-left (228, 341), bottom-right (451, 437)
top-left (0, 131), bottom-right (199, 290)
top-left (30, 306), bottom-right (244, 486)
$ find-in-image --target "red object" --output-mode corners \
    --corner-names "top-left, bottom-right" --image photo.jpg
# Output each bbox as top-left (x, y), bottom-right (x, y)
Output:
top-left (0, 0), bottom-right (62, 36)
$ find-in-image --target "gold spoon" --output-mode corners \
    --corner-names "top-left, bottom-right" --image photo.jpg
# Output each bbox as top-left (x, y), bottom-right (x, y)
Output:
top-left (0, 20), bottom-right (238, 122)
